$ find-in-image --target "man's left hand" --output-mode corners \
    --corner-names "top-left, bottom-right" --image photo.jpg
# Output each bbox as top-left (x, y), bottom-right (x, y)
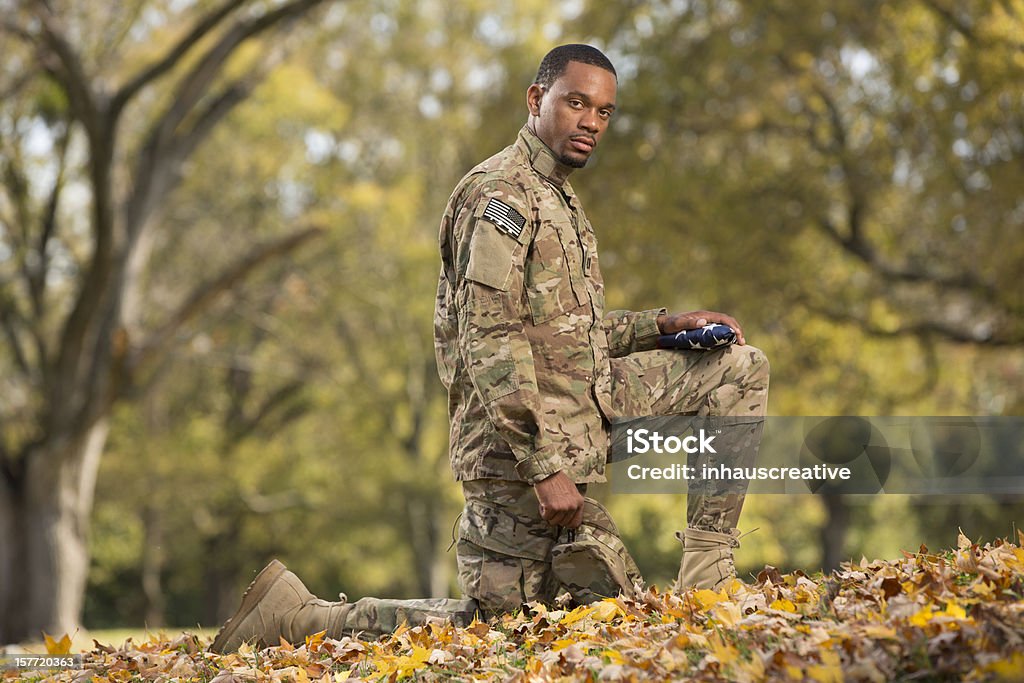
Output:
top-left (657, 310), bottom-right (746, 345)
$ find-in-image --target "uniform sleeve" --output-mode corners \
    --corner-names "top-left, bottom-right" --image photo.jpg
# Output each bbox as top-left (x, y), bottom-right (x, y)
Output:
top-left (453, 179), bottom-right (563, 483)
top-left (602, 308), bottom-right (666, 358)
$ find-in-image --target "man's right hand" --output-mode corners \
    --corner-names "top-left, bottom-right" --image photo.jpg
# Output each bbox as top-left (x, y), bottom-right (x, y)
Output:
top-left (657, 310), bottom-right (746, 345)
top-left (534, 471), bottom-right (584, 528)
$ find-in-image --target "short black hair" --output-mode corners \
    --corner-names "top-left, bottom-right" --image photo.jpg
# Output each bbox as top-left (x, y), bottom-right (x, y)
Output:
top-left (534, 44), bottom-right (617, 88)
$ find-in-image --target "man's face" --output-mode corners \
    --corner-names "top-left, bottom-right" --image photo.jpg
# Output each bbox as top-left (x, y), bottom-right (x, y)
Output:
top-left (527, 61), bottom-right (617, 168)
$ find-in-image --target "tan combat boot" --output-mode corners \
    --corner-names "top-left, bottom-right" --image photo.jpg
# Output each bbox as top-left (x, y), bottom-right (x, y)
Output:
top-left (209, 560), bottom-right (351, 653)
top-left (674, 528), bottom-right (740, 592)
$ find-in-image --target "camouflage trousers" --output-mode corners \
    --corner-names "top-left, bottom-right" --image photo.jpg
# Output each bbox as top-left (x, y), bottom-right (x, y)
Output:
top-left (610, 345), bottom-right (770, 533)
top-left (336, 345), bottom-right (769, 633)
top-left (339, 596), bottom-right (479, 638)
top-left (457, 479), bottom-right (641, 616)
top-left (454, 345), bottom-right (769, 614)
top-left (334, 479), bottom-right (642, 632)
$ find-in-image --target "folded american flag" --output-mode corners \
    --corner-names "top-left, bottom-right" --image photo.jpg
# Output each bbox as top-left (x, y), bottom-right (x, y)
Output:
top-left (658, 323), bottom-right (737, 350)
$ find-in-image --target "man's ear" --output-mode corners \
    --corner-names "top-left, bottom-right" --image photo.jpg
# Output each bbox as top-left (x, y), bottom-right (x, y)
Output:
top-left (526, 83), bottom-right (545, 117)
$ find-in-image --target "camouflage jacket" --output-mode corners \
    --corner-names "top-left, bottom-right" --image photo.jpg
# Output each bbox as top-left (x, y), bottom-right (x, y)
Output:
top-left (434, 126), bottom-right (664, 485)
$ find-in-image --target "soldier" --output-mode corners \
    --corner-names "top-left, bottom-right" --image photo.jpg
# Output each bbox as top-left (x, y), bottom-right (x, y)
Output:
top-left (210, 43), bottom-right (769, 653)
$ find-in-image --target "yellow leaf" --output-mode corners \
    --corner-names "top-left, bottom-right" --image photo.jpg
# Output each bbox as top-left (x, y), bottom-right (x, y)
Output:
top-left (305, 630), bottom-right (326, 651)
top-left (770, 598), bottom-right (798, 612)
top-left (273, 666), bottom-right (310, 683)
top-left (708, 635), bottom-right (739, 666)
top-left (600, 649), bottom-right (625, 665)
top-left (710, 600), bottom-right (743, 628)
top-left (551, 638), bottom-right (579, 651)
top-left (560, 605), bottom-right (594, 625)
top-left (807, 663), bottom-right (843, 683)
top-left (692, 588), bottom-right (727, 610)
top-left (373, 658), bottom-right (396, 678)
top-left (985, 652), bottom-right (1024, 678)
top-left (909, 607), bottom-right (934, 628)
top-left (396, 644), bottom-right (431, 677)
top-left (590, 600), bottom-right (624, 622)
top-left (940, 602), bottom-right (967, 620)
top-left (861, 624), bottom-right (897, 639)
top-left (334, 672), bottom-right (351, 682)
top-left (972, 581), bottom-right (995, 597)
top-left (739, 648), bottom-right (766, 679)
top-left (43, 632), bottom-right (72, 655)
top-left (805, 650), bottom-right (844, 683)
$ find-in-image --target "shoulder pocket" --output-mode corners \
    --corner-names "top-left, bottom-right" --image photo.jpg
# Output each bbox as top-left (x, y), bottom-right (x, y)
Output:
top-left (465, 224), bottom-right (520, 291)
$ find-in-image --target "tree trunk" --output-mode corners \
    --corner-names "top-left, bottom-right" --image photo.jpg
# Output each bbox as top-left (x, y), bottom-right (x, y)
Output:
top-left (429, 505), bottom-right (451, 598)
top-left (0, 419), bottom-right (109, 643)
top-left (820, 493), bottom-right (850, 572)
top-left (405, 496), bottom-right (449, 597)
top-left (0, 472), bottom-right (25, 643)
top-left (141, 503), bottom-right (165, 628)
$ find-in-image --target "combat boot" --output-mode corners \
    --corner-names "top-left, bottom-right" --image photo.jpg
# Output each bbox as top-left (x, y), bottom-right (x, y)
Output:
top-left (209, 560), bottom-right (351, 653)
top-left (674, 527), bottom-right (740, 592)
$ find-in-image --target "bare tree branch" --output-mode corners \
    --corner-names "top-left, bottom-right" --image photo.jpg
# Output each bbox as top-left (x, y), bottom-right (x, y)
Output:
top-left (0, 301), bottom-right (31, 377)
top-left (923, 0), bottom-right (1024, 51)
top-left (122, 75), bottom-right (259, 234)
top-left (132, 226), bottom-right (325, 374)
top-left (94, 0), bottom-right (149, 71)
top-left (177, 71), bottom-right (269, 162)
top-left (152, 0), bottom-right (327, 154)
top-left (0, 17), bottom-right (34, 43)
top-left (241, 490), bottom-right (308, 514)
top-left (232, 378), bottom-right (309, 443)
top-left (798, 65), bottom-right (1003, 305)
top-left (817, 215), bottom-right (1000, 300)
top-left (0, 67), bottom-right (39, 102)
top-left (111, 0), bottom-right (247, 116)
top-left (123, 0), bottom-right (326, 243)
top-left (32, 5), bottom-right (100, 136)
top-left (998, 0), bottom-right (1020, 19)
top-left (803, 299), bottom-right (1019, 346)
top-left (34, 4), bottom-right (122, 436)
top-left (30, 122), bottom-right (71, 322)
top-left (920, 0), bottom-right (978, 44)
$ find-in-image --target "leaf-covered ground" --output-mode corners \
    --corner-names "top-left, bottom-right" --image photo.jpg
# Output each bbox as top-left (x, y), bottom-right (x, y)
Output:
top-left (13, 533), bottom-right (1024, 682)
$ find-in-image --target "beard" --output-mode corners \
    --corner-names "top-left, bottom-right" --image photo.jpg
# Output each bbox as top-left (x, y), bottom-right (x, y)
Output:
top-left (559, 153), bottom-right (589, 168)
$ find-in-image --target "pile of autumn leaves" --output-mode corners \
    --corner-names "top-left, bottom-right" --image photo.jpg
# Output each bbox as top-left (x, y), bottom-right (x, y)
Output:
top-left (24, 533), bottom-right (1024, 682)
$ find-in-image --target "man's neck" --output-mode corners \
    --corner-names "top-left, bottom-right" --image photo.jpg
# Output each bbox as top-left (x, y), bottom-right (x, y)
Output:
top-left (520, 124), bottom-right (574, 188)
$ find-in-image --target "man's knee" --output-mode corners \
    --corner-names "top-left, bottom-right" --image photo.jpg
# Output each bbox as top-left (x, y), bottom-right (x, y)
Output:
top-left (730, 344), bottom-right (770, 381)
top-left (456, 539), bottom-right (557, 616)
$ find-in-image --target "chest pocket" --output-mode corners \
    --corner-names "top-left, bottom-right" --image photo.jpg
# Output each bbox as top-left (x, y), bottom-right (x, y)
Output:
top-left (524, 219), bottom-right (582, 324)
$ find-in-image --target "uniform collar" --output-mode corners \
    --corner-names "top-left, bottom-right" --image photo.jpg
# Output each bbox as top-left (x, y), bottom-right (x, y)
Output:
top-left (517, 125), bottom-right (575, 189)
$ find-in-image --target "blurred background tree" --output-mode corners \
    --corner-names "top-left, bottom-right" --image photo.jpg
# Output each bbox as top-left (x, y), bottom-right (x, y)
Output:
top-left (2, 0), bottom-right (1022, 635)
top-left (0, 0), bottom-right (331, 641)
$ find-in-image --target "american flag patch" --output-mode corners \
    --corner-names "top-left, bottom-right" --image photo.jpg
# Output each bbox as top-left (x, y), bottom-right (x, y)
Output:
top-left (482, 198), bottom-right (526, 239)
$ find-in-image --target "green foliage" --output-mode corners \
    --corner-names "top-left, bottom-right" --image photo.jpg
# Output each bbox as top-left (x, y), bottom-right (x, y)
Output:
top-left (22, 0), bottom-right (1016, 627)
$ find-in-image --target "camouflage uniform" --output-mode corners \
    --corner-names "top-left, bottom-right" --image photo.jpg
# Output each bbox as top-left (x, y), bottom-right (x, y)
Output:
top-left (212, 126), bottom-right (769, 650)
top-left (435, 126), bottom-right (770, 612)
